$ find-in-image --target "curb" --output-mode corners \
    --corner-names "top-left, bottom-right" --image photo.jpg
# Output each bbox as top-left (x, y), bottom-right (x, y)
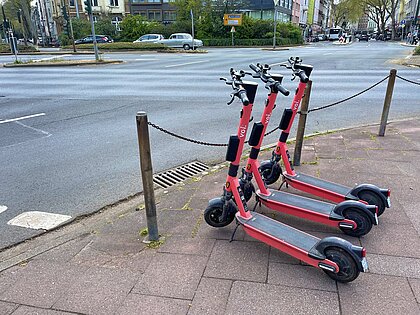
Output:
top-left (2, 60), bottom-right (124, 68)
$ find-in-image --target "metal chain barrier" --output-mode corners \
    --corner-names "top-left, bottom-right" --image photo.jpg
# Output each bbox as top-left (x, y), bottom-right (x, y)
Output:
top-left (301, 75), bottom-right (390, 114)
top-left (148, 121), bottom-right (279, 147)
top-left (396, 75), bottom-right (420, 86)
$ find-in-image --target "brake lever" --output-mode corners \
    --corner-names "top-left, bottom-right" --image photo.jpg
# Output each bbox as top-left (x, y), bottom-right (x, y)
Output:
top-left (227, 94), bottom-right (235, 105)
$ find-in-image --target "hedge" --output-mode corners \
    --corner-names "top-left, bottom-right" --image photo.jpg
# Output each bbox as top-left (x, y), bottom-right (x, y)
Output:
top-left (202, 37), bottom-right (303, 46)
top-left (63, 42), bottom-right (173, 51)
top-left (415, 46), bottom-right (420, 55)
top-left (0, 44), bottom-right (38, 53)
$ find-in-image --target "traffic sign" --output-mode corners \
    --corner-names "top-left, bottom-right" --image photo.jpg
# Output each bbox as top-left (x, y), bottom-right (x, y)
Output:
top-left (231, 26), bottom-right (236, 33)
top-left (224, 14), bottom-right (242, 26)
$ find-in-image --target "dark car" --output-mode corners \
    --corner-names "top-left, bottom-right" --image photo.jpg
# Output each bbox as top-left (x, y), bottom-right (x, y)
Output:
top-left (359, 31), bottom-right (369, 41)
top-left (75, 35), bottom-right (114, 45)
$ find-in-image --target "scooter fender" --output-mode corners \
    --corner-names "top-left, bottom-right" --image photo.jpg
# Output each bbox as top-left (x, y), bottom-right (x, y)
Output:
top-left (333, 200), bottom-right (377, 225)
top-left (309, 236), bottom-right (365, 272)
top-left (347, 184), bottom-right (389, 208)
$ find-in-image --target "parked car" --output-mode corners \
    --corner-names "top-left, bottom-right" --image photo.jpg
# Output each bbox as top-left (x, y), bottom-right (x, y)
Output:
top-left (317, 34), bottom-right (327, 41)
top-left (156, 33), bottom-right (203, 50)
top-left (359, 31), bottom-right (369, 41)
top-left (133, 34), bottom-right (164, 43)
top-left (75, 35), bottom-right (114, 45)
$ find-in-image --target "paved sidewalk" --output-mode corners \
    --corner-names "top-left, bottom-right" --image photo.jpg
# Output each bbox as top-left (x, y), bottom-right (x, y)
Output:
top-left (1, 118), bottom-right (420, 315)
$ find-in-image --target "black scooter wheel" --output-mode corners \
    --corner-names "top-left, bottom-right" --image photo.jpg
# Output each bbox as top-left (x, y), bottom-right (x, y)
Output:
top-left (323, 247), bottom-right (360, 283)
top-left (259, 161), bottom-right (281, 185)
top-left (340, 209), bottom-right (372, 237)
top-left (239, 179), bottom-right (255, 202)
top-left (204, 202), bottom-right (236, 227)
top-left (357, 190), bottom-right (386, 217)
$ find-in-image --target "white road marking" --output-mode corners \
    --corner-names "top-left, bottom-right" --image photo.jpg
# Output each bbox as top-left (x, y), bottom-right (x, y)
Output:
top-left (0, 113), bottom-right (46, 124)
top-left (36, 55), bottom-right (70, 62)
top-left (165, 60), bottom-right (206, 68)
top-left (0, 205), bottom-right (7, 214)
top-left (16, 121), bottom-right (51, 136)
top-left (7, 211), bottom-right (72, 230)
top-left (135, 58), bottom-right (158, 61)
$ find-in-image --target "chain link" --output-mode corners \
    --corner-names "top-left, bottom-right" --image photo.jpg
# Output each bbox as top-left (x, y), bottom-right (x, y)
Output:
top-left (299, 75), bottom-right (390, 114)
top-left (396, 75), bottom-right (420, 86)
top-left (148, 121), bottom-right (279, 147)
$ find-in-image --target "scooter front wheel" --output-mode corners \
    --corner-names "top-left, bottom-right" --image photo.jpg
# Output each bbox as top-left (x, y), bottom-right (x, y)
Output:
top-left (259, 160), bottom-right (281, 185)
top-left (340, 208), bottom-right (372, 237)
top-left (204, 202), bottom-right (236, 227)
top-left (323, 247), bottom-right (360, 283)
top-left (357, 190), bottom-right (386, 217)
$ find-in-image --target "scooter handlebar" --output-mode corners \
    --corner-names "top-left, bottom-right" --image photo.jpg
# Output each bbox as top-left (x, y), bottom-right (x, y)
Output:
top-left (238, 89), bottom-right (250, 106)
top-left (275, 82), bottom-right (290, 96)
top-left (297, 70), bottom-right (309, 83)
top-left (249, 63), bottom-right (260, 73)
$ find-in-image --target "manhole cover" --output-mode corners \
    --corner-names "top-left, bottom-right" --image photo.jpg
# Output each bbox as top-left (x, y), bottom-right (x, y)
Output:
top-left (153, 161), bottom-right (209, 188)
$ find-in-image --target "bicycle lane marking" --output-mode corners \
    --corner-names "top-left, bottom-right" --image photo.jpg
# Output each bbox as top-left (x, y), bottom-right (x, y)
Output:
top-left (165, 60), bottom-right (207, 68)
top-left (0, 205), bottom-right (7, 214)
top-left (0, 113), bottom-right (46, 124)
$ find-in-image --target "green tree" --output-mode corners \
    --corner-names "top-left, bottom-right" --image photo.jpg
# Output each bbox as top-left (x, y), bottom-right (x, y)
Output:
top-left (95, 18), bottom-right (117, 36)
top-left (119, 15), bottom-right (161, 41)
top-left (71, 17), bottom-right (91, 39)
top-left (2, 0), bottom-right (35, 44)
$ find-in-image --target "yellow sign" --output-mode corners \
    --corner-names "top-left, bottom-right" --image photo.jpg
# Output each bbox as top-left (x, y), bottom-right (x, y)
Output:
top-left (224, 14), bottom-right (243, 26)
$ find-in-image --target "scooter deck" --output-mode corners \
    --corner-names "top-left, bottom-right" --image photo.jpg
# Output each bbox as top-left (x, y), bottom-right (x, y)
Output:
top-left (259, 189), bottom-right (336, 216)
top-left (237, 212), bottom-right (319, 251)
top-left (284, 172), bottom-right (351, 196)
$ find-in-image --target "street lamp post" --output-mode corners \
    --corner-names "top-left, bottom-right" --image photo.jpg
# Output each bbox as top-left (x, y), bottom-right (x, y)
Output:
top-left (273, 0), bottom-right (279, 49)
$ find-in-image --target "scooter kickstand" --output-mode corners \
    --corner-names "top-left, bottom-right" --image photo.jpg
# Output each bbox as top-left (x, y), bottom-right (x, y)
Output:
top-left (229, 221), bottom-right (240, 243)
top-left (252, 196), bottom-right (261, 212)
top-left (278, 177), bottom-right (287, 190)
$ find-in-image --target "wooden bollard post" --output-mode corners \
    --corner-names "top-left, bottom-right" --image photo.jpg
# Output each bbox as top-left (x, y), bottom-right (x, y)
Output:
top-left (136, 112), bottom-right (159, 242)
top-left (378, 69), bottom-right (397, 136)
top-left (293, 80), bottom-right (312, 166)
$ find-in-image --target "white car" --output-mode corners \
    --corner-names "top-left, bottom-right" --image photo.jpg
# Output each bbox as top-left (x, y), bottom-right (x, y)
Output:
top-left (156, 33), bottom-right (203, 50)
top-left (133, 34), bottom-right (164, 43)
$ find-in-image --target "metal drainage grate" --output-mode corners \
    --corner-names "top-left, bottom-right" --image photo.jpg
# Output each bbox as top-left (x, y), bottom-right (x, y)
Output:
top-left (153, 161), bottom-right (209, 189)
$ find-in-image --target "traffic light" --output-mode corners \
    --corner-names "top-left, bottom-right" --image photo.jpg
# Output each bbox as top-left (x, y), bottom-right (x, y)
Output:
top-left (61, 5), bottom-right (68, 20)
top-left (84, 0), bottom-right (92, 15)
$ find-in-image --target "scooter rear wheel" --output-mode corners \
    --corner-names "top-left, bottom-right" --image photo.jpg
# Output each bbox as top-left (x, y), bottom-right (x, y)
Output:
top-left (259, 161), bottom-right (281, 185)
top-left (204, 202), bottom-right (236, 227)
top-left (323, 247), bottom-right (360, 283)
top-left (357, 190), bottom-right (386, 217)
top-left (340, 208), bottom-right (372, 237)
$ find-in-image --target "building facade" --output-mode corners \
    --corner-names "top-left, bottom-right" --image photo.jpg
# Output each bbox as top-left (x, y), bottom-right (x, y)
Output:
top-left (129, 0), bottom-right (176, 24)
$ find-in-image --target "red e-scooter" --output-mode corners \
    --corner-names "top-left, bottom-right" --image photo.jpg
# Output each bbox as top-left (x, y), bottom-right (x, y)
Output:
top-left (240, 62), bottom-right (377, 237)
top-left (258, 57), bottom-right (391, 216)
top-left (204, 68), bottom-right (368, 282)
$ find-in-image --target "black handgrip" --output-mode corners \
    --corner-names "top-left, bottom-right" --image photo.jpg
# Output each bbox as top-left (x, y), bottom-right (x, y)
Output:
top-left (238, 90), bottom-right (250, 106)
top-left (275, 82), bottom-right (290, 96)
top-left (249, 63), bottom-right (259, 73)
top-left (297, 70), bottom-right (309, 83)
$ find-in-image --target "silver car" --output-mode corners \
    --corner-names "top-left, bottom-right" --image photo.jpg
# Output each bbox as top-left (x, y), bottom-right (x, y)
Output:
top-left (133, 34), bottom-right (164, 43)
top-left (157, 33), bottom-right (203, 50)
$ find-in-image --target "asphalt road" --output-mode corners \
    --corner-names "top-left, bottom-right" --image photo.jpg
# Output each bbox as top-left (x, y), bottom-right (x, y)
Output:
top-left (0, 40), bottom-right (419, 249)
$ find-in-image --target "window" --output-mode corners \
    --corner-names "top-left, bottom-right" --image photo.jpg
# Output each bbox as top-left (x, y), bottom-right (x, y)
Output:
top-left (111, 16), bottom-right (122, 31)
top-left (110, 0), bottom-right (119, 6)
top-left (92, 0), bottom-right (98, 6)
top-left (162, 0), bottom-right (175, 3)
top-left (148, 10), bottom-right (161, 20)
top-left (146, 0), bottom-right (161, 3)
top-left (92, 16), bottom-right (98, 22)
top-left (163, 10), bottom-right (176, 21)
top-left (69, 0), bottom-right (75, 7)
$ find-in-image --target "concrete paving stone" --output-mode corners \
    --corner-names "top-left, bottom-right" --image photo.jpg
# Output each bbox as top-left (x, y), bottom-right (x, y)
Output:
top-left (53, 266), bottom-right (139, 315)
top-left (188, 277), bottom-right (232, 315)
top-left (133, 253), bottom-right (207, 300)
top-left (11, 306), bottom-right (75, 315)
top-left (0, 301), bottom-right (18, 315)
top-left (69, 242), bottom-right (113, 267)
top-left (101, 248), bottom-right (155, 273)
top-left (196, 217), bottom-right (246, 241)
top-left (225, 281), bottom-right (339, 315)
top-left (367, 254), bottom-right (420, 279)
top-left (157, 235), bottom-right (215, 256)
top-left (408, 278), bottom-right (420, 304)
top-left (155, 184), bottom-right (202, 211)
top-left (116, 293), bottom-right (190, 315)
top-left (32, 235), bottom-right (93, 264)
top-left (204, 240), bottom-right (269, 283)
top-left (268, 262), bottom-right (337, 292)
top-left (268, 246), bottom-right (301, 265)
top-left (0, 267), bottom-right (20, 295)
top-left (0, 261), bottom-right (88, 309)
top-left (359, 221), bottom-right (420, 258)
top-left (98, 209), bottom-right (146, 235)
top-left (88, 232), bottom-right (147, 256)
top-left (376, 198), bottom-right (412, 225)
top-left (157, 210), bottom-right (202, 236)
top-left (338, 273), bottom-right (419, 315)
